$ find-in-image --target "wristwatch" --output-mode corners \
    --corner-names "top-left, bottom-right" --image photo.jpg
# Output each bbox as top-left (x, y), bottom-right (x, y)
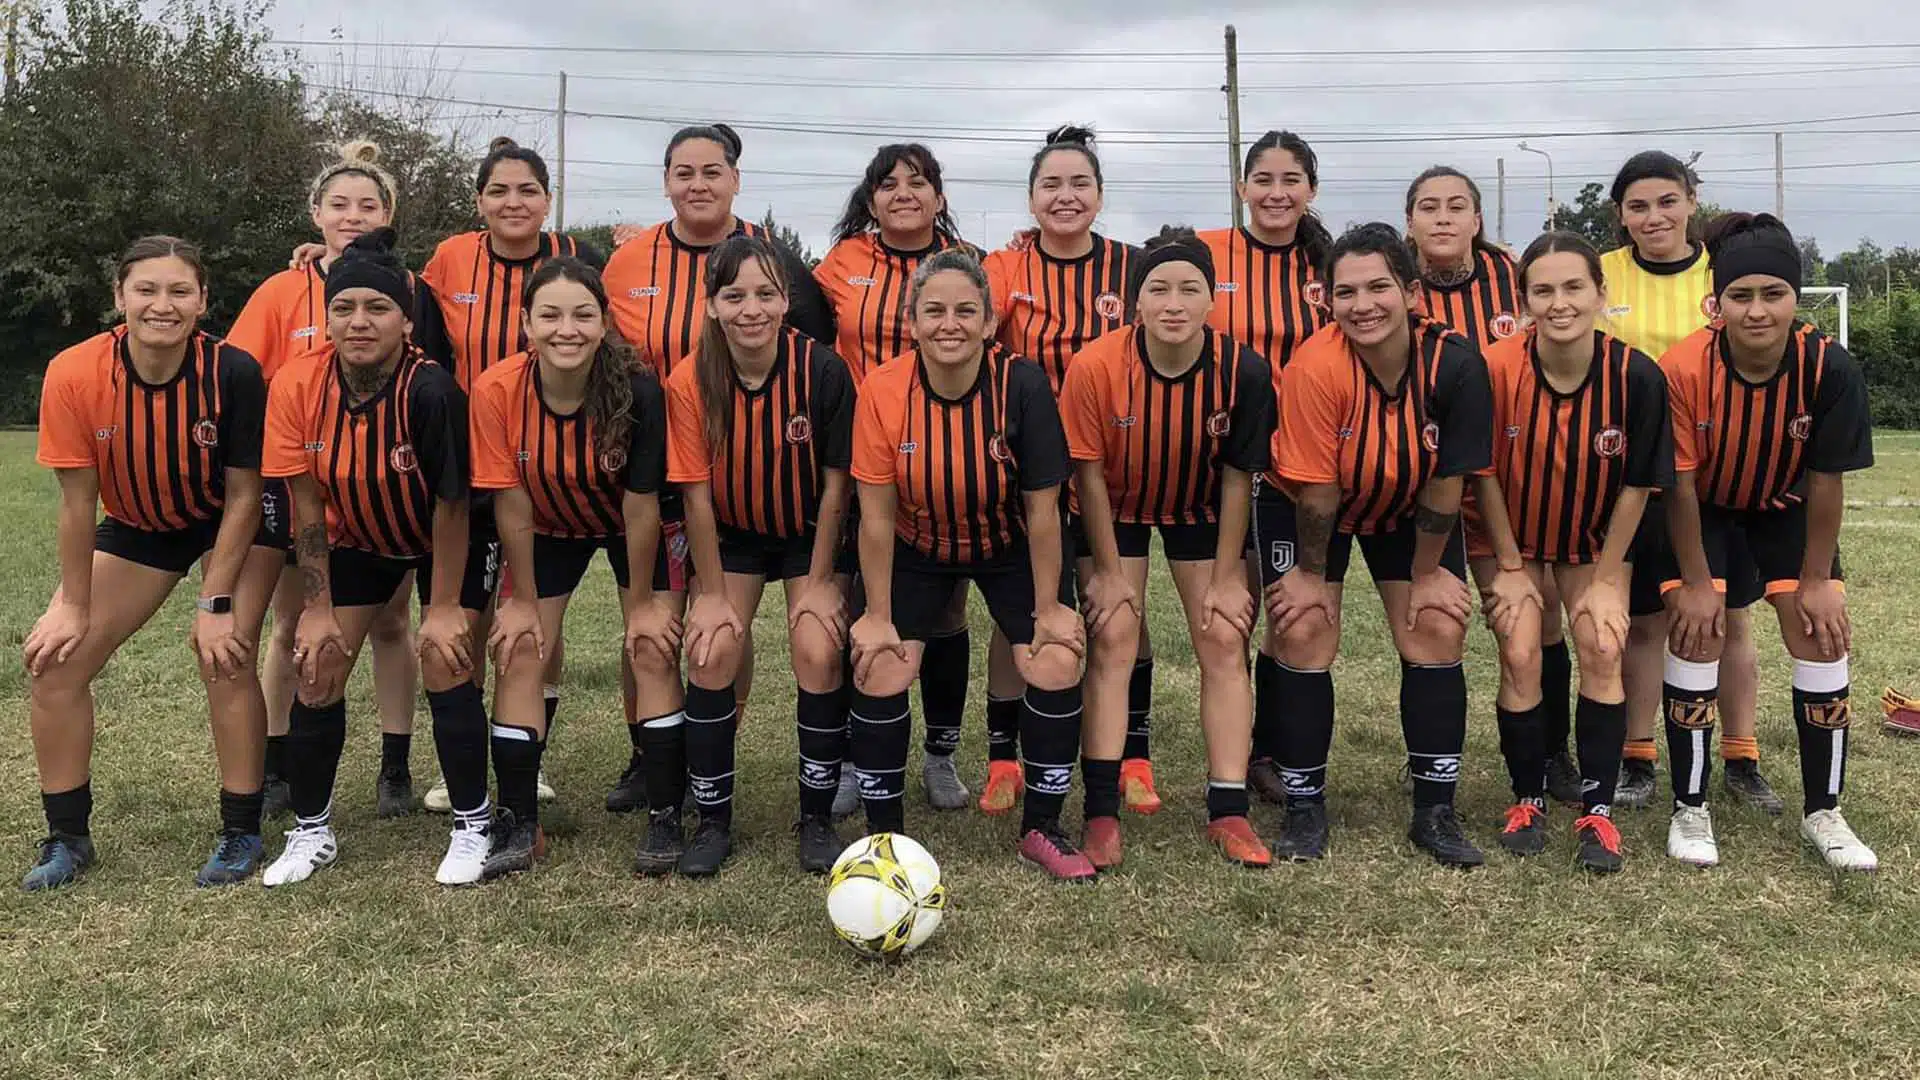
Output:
top-left (196, 595), bottom-right (233, 614)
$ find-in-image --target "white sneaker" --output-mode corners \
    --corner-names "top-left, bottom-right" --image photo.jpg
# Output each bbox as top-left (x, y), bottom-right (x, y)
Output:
top-left (435, 822), bottom-right (491, 886)
top-left (263, 826), bottom-right (338, 887)
top-left (536, 770), bottom-right (557, 803)
top-left (423, 776), bottom-right (451, 813)
top-left (1667, 804), bottom-right (1719, 867)
top-left (1802, 809), bottom-right (1878, 872)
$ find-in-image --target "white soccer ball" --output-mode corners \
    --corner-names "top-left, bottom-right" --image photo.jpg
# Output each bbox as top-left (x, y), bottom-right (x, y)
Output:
top-left (826, 832), bottom-right (948, 959)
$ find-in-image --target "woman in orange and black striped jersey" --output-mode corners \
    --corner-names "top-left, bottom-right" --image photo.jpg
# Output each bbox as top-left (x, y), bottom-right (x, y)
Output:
top-left (981, 125), bottom-right (1150, 816)
top-left (468, 258), bottom-right (671, 881)
top-left (666, 237), bottom-right (858, 876)
top-left (230, 141), bottom-right (419, 822)
top-left (815, 143), bottom-right (984, 816)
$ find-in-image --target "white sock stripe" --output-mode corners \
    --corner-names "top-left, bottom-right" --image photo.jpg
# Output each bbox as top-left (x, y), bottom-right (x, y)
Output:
top-left (1687, 729), bottom-right (1707, 795)
top-left (1021, 700), bottom-right (1083, 720)
top-left (1276, 661), bottom-right (1331, 675)
top-left (797, 722), bottom-right (846, 734)
top-left (688, 770), bottom-right (737, 783)
top-left (852, 710), bottom-right (909, 726)
top-left (687, 710), bottom-right (739, 725)
top-left (1664, 651), bottom-right (1721, 692)
top-left (986, 694), bottom-right (1022, 704)
top-left (542, 685), bottom-right (561, 700)
top-left (642, 712), bottom-right (686, 730)
top-left (489, 725), bottom-right (535, 742)
top-left (1404, 660), bottom-right (1464, 671)
top-left (1793, 656), bottom-right (1850, 695)
top-left (1022, 758), bottom-right (1076, 771)
top-left (798, 754), bottom-right (843, 767)
top-left (1828, 729), bottom-right (1846, 795)
top-left (1207, 780), bottom-right (1248, 791)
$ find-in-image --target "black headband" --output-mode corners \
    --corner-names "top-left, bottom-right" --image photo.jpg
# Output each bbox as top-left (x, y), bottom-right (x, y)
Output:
top-left (325, 227), bottom-right (413, 316)
top-left (1713, 236), bottom-right (1801, 297)
top-left (1127, 237), bottom-right (1216, 307)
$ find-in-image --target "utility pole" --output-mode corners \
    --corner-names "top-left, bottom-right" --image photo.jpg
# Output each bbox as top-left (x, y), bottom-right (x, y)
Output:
top-left (1774, 132), bottom-right (1785, 220)
top-left (5, 2), bottom-right (21, 100)
top-left (1496, 157), bottom-right (1507, 244)
top-left (1223, 25), bottom-right (1243, 228)
top-left (555, 70), bottom-right (569, 231)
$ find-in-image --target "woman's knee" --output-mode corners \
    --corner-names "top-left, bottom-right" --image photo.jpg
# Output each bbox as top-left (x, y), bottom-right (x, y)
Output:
top-left (1276, 618), bottom-right (1340, 670)
top-left (1018, 644), bottom-right (1082, 692)
top-left (1192, 618), bottom-right (1247, 677)
top-left (790, 625), bottom-right (841, 692)
top-left (367, 604), bottom-right (412, 647)
top-left (1090, 609), bottom-right (1141, 668)
top-left (1395, 621), bottom-right (1465, 667)
top-left (855, 653), bottom-right (918, 698)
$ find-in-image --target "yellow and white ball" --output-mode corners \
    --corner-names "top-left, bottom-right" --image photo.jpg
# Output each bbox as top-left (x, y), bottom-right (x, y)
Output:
top-left (826, 833), bottom-right (948, 958)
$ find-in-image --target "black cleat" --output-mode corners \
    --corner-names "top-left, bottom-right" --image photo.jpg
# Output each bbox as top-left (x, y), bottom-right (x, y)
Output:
top-left (262, 776), bottom-right (292, 819)
top-left (676, 817), bottom-right (733, 878)
top-left (796, 815), bottom-right (845, 874)
top-left (1409, 804), bottom-right (1485, 868)
top-left (376, 770), bottom-right (413, 819)
top-left (481, 810), bottom-right (540, 881)
top-left (1271, 799), bottom-right (1329, 861)
top-left (1723, 758), bottom-right (1785, 816)
top-left (1497, 801), bottom-right (1549, 857)
top-left (606, 752), bottom-right (647, 814)
top-left (1574, 814), bottom-right (1625, 874)
top-left (632, 808), bottom-right (684, 877)
top-left (1614, 759), bottom-right (1657, 810)
top-left (1247, 757), bottom-right (1289, 805)
top-left (1545, 751), bottom-right (1583, 806)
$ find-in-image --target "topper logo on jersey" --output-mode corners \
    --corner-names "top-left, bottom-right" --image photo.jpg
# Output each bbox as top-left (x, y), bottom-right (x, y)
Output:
top-left (1113, 415), bottom-right (1138, 428)
top-left (1593, 426), bottom-right (1627, 459)
top-left (191, 419), bottom-right (220, 449)
top-left (452, 292), bottom-right (480, 305)
top-left (1788, 413), bottom-right (1814, 441)
top-left (94, 425), bottom-right (117, 441)
top-left (898, 440), bottom-right (918, 454)
top-left (845, 276), bottom-right (877, 288)
top-left (515, 450), bottom-right (532, 463)
top-left (1491, 313), bottom-right (1520, 339)
top-left (599, 446), bottom-right (628, 473)
top-left (1303, 281), bottom-right (1326, 308)
top-left (1503, 425), bottom-right (1522, 440)
top-left (1009, 291), bottom-right (1036, 305)
top-left (1215, 281), bottom-right (1240, 294)
top-left (303, 439), bottom-right (326, 453)
top-left (1095, 292), bottom-right (1124, 321)
top-left (390, 443), bottom-right (418, 474)
top-left (1206, 410), bottom-right (1231, 438)
top-left (292, 326), bottom-right (318, 340)
top-left (786, 415), bottom-right (813, 445)
top-left (1421, 422), bottom-right (1441, 453)
top-left (628, 286), bottom-right (662, 299)
top-left (988, 434), bottom-right (1014, 464)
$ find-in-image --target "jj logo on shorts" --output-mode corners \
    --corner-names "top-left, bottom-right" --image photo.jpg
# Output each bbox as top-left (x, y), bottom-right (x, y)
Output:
top-left (1269, 539), bottom-right (1295, 575)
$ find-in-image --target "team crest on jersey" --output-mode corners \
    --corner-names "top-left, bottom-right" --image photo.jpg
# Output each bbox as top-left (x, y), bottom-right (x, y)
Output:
top-left (1491, 313), bottom-right (1519, 339)
top-left (846, 276), bottom-right (877, 288)
top-left (1206, 410), bottom-right (1231, 438)
top-left (1303, 281), bottom-right (1326, 308)
top-left (599, 446), bottom-right (628, 473)
top-left (1421, 422), bottom-right (1441, 453)
top-left (191, 419), bottom-right (220, 448)
top-left (1215, 281), bottom-right (1240, 294)
top-left (988, 434), bottom-right (1014, 464)
top-left (628, 286), bottom-right (662, 299)
top-left (786, 415), bottom-right (813, 445)
top-left (1788, 413), bottom-right (1813, 441)
top-left (390, 443), bottom-right (419, 474)
top-left (1095, 292), bottom-right (1124, 321)
top-left (451, 292), bottom-right (479, 305)
top-left (1593, 426), bottom-right (1626, 458)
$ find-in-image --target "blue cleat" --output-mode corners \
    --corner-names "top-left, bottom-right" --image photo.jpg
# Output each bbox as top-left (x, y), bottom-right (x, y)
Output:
top-left (195, 831), bottom-right (264, 887)
top-left (22, 833), bottom-right (95, 892)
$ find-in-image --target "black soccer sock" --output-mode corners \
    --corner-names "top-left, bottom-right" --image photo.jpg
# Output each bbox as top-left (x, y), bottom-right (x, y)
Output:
top-left (1792, 657), bottom-right (1852, 815)
top-left (1252, 653), bottom-right (1285, 761)
top-left (1082, 756), bottom-right (1121, 820)
top-left (1496, 704), bottom-right (1547, 802)
top-left (1400, 660), bottom-right (1468, 809)
top-left (1662, 652), bottom-right (1719, 808)
top-left (1541, 639), bottom-right (1573, 756)
top-left (544, 685), bottom-right (560, 729)
top-left (490, 722), bottom-right (545, 825)
top-left (920, 628), bottom-right (969, 757)
top-left (639, 711), bottom-right (686, 815)
top-left (1019, 685), bottom-right (1082, 835)
top-left (427, 683), bottom-right (491, 816)
top-left (42, 783), bottom-right (92, 838)
top-left (219, 788), bottom-right (264, 836)
top-left (986, 694), bottom-right (1022, 763)
top-left (1574, 695), bottom-right (1627, 817)
top-left (626, 716), bottom-right (646, 755)
top-left (684, 683), bottom-right (739, 827)
top-left (1206, 780), bottom-right (1250, 821)
top-left (263, 734), bottom-right (289, 781)
top-left (379, 731), bottom-right (411, 779)
top-left (797, 688), bottom-right (847, 818)
top-left (1125, 657), bottom-right (1153, 761)
top-left (287, 698), bottom-right (347, 824)
top-left (851, 689), bottom-right (911, 833)
top-left (1276, 662), bottom-right (1336, 803)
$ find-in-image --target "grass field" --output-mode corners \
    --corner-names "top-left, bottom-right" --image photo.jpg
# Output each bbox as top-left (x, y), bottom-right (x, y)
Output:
top-left (2, 429), bottom-right (1918, 1079)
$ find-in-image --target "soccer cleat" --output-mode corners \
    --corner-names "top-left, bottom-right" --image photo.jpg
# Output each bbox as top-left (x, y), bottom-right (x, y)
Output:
top-left (1614, 760), bottom-right (1657, 810)
top-left (262, 777), bottom-right (292, 819)
top-left (1545, 751), bottom-right (1583, 806)
top-left (262, 825), bottom-right (337, 887)
top-left (922, 754), bottom-right (971, 811)
top-left (422, 776), bottom-right (451, 814)
top-left (1666, 804), bottom-right (1719, 867)
top-left (1801, 809), bottom-right (1878, 872)
top-left (1017, 826), bottom-right (1097, 882)
top-left (605, 753), bottom-right (646, 814)
top-left (195, 831), bottom-right (264, 887)
top-left (435, 821), bottom-right (492, 886)
top-left (1498, 801), bottom-right (1549, 857)
top-left (1080, 815), bottom-right (1123, 870)
top-left (676, 818), bottom-right (733, 877)
top-left (1723, 758), bottom-right (1785, 816)
top-left (1882, 687), bottom-right (1920, 736)
top-left (1272, 800), bottom-right (1330, 861)
top-left (21, 833), bottom-right (95, 893)
top-left (633, 808), bottom-right (685, 877)
top-left (830, 769), bottom-right (860, 820)
top-left (795, 815), bottom-right (844, 874)
top-left (1119, 758), bottom-right (1163, 815)
top-left (978, 760), bottom-right (1022, 815)
top-left (1206, 815), bottom-right (1273, 868)
top-left (1408, 805), bottom-right (1485, 868)
top-left (1247, 757), bottom-right (1289, 805)
top-left (481, 810), bottom-right (541, 882)
top-left (536, 770), bottom-right (557, 804)
top-left (376, 770), bottom-right (413, 819)
top-left (1574, 814), bottom-right (1625, 874)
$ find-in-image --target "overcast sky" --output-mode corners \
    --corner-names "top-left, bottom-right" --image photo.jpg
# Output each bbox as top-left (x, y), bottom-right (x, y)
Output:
top-left (265, 1), bottom-right (1920, 261)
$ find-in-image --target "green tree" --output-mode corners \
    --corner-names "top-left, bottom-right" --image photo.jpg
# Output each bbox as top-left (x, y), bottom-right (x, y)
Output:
top-left (1548, 182), bottom-right (1619, 251)
top-left (759, 208), bottom-right (818, 267)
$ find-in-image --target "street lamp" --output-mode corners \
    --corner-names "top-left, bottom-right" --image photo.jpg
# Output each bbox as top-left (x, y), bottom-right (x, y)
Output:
top-left (1518, 140), bottom-right (1555, 227)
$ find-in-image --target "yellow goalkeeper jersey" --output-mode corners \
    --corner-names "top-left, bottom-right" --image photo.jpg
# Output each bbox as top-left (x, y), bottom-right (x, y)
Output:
top-left (1600, 243), bottom-right (1714, 362)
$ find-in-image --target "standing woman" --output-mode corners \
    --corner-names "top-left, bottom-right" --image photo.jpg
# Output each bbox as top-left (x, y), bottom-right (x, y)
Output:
top-left (981, 125), bottom-right (1149, 816)
top-left (259, 229), bottom-right (497, 888)
top-left (23, 237), bottom-right (273, 890)
top-left (848, 248), bottom-right (1092, 880)
top-left (468, 257), bottom-right (672, 880)
top-left (667, 236), bottom-right (857, 875)
top-left (1600, 151), bottom-right (1774, 815)
top-left (229, 141), bottom-right (419, 819)
top-left (1061, 227), bottom-right (1276, 868)
top-left (1200, 129), bottom-right (1334, 804)
top-left (814, 143), bottom-right (982, 815)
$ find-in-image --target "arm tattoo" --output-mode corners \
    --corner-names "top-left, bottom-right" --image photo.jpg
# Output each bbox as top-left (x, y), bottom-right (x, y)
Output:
top-left (1413, 502), bottom-right (1459, 537)
top-left (1296, 504), bottom-right (1335, 575)
top-left (296, 523), bottom-right (330, 600)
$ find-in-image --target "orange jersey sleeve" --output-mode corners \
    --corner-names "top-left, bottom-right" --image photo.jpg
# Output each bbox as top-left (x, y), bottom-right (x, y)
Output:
top-left (1058, 333), bottom-right (1116, 463)
top-left (1272, 330), bottom-right (1348, 487)
top-left (35, 336), bottom-right (108, 469)
top-left (1661, 328), bottom-right (1713, 474)
top-left (851, 353), bottom-right (910, 487)
top-left (468, 355), bottom-right (524, 491)
top-left (664, 359), bottom-right (713, 486)
top-left (262, 352), bottom-right (320, 480)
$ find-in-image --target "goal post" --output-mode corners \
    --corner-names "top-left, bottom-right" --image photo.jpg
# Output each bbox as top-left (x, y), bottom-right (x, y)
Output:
top-left (1799, 285), bottom-right (1850, 348)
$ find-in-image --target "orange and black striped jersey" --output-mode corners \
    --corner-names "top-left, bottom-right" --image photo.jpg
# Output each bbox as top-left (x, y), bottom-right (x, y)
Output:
top-left (469, 352), bottom-right (667, 540)
top-left (852, 345), bottom-right (1070, 564)
top-left (603, 219), bottom-right (835, 381)
top-left (417, 231), bottom-right (603, 393)
top-left (1486, 329), bottom-right (1674, 564)
top-left (983, 233), bottom-right (1136, 392)
top-left (1418, 246), bottom-right (1523, 349)
top-left (813, 232), bottom-right (983, 385)
top-left (1665, 321), bottom-right (1873, 512)
top-left (38, 328), bottom-right (265, 533)
top-left (1197, 227), bottom-right (1328, 371)
top-left (1061, 326), bottom-right (1273, 525)
top-left (1275, 317), bottom-right (1493, 535)
top-left (227, 265), bottom-right (332, 384)
top-left (263, 346), bottom-right (468, 559)
top-left (665, 329), bottom-right (855, 539)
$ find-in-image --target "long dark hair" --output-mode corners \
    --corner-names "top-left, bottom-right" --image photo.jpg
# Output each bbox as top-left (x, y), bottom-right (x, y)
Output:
top-left (1242, 130), bottom-right (1332, 268)
top-left (1028, 124), bottom-right (1102, 191)
top-left (696, 236), bottom-right (788, 455)
top-left (477, 136), bottom-right (550, 193)
top-left (1323, 222), bottom-right (1420, 292)
top-left (522, 257), bottom-right (637, 462)
top-left (1404, 166), bottom-right (1500, 255)
top-left (832, 142), bottom-right (960, 244)
top-left (1517, 231), bottom-right (1606, 293)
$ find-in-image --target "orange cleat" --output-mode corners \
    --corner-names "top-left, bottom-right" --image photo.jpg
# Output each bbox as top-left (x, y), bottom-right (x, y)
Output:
top-left (979, 760), bottom-right (1023, 815)
top-left (1081, 815), bottom-right (1124, 870)
top-left (1120, 758), bottom-right (1162, 815)
top-left (1206, 815), bottom-right (1272, 867)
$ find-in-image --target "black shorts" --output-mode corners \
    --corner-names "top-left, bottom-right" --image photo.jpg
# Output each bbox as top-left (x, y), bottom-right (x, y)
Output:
top-left (1660, 501), bottom-right (1841, 608)
top-left (95, 517), bottom-right (217, 575)
top-left (330, 541), bottom-right (498, 611)
top-left (534, 522), bottom-right (693, 598)
top-left (718, 524), bottom-right (854, 580)
top-left (257, 479), bottom-right (293, 558)
top-left (1628, 496), bottom-right (1765, 616)
top-left (1248, 489), bottom-right (1466, 587)
top-left (887, 541), bottom-right (1077, 645)
top-left (1072, 519), bottom-right (1220, 563)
